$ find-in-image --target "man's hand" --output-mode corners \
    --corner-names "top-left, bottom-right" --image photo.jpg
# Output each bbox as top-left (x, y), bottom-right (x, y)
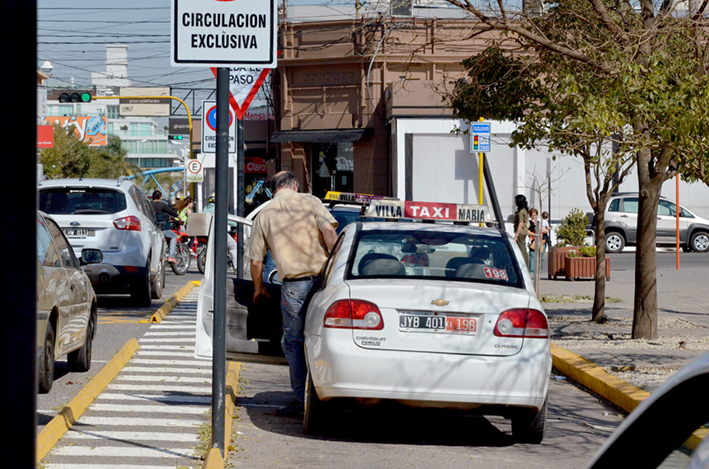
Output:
top-left (251, 259), bottom-right (271, 304)
top-left (253, 283), bottom-right (270, 304)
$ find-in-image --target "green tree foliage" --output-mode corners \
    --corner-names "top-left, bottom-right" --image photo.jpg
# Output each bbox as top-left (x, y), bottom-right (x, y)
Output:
top-left (443, 0), bottom-right (709, 338)
top-left (40, 124), bottom-right (137, 179)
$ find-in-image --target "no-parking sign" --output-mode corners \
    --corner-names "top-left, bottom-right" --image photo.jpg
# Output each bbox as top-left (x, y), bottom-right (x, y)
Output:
top-left (201, 100), bottom-right (236, 153)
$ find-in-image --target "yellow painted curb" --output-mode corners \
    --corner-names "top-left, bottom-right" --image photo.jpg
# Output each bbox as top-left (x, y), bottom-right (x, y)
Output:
top-left (37, 338), bottom-right (140, 462)
top-left (151, 281), bottom-right (196, 323)
top-left (203, 448), bottom-right (225, 469)
top-left (551, 342), bottom-right (707, 451)
top-left (202, 361), bottom-right (242, 469)
top-left (225, 361), bottom-right (241, 448)
top-left (550, 343), bottom-right (650, 414)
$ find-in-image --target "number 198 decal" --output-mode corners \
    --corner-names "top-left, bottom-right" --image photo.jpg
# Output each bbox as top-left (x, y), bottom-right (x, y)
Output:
top-left (483, 267), bottom-right (508, 280)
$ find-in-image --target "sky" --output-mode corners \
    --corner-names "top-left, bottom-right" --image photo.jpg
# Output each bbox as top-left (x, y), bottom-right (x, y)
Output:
top-left (36, 0), bottom-right (377, 117)
top-left (37, 1), bottom-right (215, 105)
top-left (36, 0), bottom-right (455, 116)
top-left (36, 1), bottom-right (359, 87)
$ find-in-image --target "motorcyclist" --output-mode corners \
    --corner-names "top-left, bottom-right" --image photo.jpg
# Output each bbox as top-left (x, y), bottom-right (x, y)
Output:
top-left (151, 190), bottom-right (179, 264)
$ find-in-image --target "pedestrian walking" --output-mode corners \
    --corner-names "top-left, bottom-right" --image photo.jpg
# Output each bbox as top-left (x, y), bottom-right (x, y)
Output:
top-left (247, 171), bottom-right (338, 417)
top-left (513, 194), bottom-right (530, 267)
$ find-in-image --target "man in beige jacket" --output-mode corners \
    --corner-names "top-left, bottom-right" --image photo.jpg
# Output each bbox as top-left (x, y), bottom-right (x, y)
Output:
top-left (247, 171), bottom-right (338, 417)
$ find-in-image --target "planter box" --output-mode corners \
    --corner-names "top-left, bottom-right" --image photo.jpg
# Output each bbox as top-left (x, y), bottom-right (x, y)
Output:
top-left (564, 256), bottom-right (610, 281)
top-left (548, 246), bottom-right (583, 279)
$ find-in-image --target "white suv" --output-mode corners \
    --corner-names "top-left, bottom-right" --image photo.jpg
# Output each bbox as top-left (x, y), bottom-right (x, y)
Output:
top-left (38, 177), bottom-right (166, 306)
top-left (604, 193), bottom-right (709, 253)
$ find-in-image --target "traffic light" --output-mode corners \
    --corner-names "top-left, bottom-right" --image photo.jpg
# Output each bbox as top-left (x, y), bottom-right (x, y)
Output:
top-left (168, 135), bottom-right (184, 141)
top-left (58, 91), bottom-right (93, 103)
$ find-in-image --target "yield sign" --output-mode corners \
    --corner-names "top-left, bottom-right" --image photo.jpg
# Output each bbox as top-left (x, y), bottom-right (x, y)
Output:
top-left (211, 67), bottom-right (272, 120)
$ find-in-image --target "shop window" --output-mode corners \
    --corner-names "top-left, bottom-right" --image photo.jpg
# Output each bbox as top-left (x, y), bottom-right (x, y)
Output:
top-left (312, 142), bottom-right (354, 198)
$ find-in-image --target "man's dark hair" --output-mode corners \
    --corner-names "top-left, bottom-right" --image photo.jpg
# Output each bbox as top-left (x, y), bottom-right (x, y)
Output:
top-left (271, 171), bottom-right (298, 191)
top-left (152, 190), bottom-right (162, 200)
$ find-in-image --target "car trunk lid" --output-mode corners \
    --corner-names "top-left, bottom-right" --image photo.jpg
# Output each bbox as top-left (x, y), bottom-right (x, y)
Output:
top-left (345, 280), bottom-right (538, 357)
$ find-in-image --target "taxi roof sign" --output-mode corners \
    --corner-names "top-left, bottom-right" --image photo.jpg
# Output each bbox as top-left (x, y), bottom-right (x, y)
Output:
top-left (364, 200), bottom-right (491, 224)
top-left (324, 192), bottom-right (398, 205)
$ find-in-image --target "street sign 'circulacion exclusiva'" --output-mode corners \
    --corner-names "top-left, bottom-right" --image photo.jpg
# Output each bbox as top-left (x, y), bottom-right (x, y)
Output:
top-left (171, 0), bottom-right (278, 68)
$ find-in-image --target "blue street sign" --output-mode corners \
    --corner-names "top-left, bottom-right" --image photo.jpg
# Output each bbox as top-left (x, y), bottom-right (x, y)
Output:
top-left (471, 122), bottom-right (491, 152)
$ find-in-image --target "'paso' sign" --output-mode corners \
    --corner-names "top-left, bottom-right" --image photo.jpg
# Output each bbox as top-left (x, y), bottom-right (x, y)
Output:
top-left (171, 0), bottom-right (278, 68)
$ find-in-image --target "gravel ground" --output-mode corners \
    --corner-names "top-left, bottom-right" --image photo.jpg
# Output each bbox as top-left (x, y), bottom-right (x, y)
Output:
top-left (548, 314), bottom-right (709, 390)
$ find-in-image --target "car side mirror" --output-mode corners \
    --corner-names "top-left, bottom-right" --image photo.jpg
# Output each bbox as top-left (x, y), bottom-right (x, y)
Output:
top-left (81, 249), bottom-right (103, 265)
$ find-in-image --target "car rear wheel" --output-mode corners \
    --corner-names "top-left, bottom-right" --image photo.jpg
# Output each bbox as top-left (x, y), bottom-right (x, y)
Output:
top-left (605, 232), bottom-right (625, 253)
top-left (68, 313), bottom-right (94, 372)
top-left (131, 260), bottom-right (152, 307)
top-left (690, 232), bottom-right (709, 253)
top-left (303, 371), bottom-right (328, 434)
top-left (511, 398), bottom-right (547, 444)
top-left (38, 322), bottom-right (56, 394)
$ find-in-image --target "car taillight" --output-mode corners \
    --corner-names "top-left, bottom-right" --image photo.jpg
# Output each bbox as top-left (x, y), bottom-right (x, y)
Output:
top-left (324, 299), bottom-right (384, 330)
top-left (494, 309), bottom-right (549, 339)
top-left (114, 215), bottom-right (142, 231)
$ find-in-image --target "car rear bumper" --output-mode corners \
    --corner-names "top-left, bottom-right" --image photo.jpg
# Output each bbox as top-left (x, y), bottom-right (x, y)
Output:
top-left (81, 262), bottom-right (148, 291)
top-left (306, 332), bottom-right (551, 410)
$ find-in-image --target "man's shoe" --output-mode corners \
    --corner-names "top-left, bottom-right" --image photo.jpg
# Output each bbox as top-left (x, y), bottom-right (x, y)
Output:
top-left (274, 400), bottom-right (304, 418)
top-left (168, 257), bottom-right (177, 263)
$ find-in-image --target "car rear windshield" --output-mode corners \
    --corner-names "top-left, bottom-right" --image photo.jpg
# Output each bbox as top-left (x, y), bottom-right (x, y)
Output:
top-left (348, 229), bottom-right (523, 287)
top-left (39, 188), bottom-right (127, 215)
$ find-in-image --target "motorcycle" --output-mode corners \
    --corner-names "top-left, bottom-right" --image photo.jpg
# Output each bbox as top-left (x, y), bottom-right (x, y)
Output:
top-left (169, 220), bottom-right (192, 275)
top-left (193, 236), bottom-right (209, 274)
top-left (156, 213), bottom-right (191, 275)
top-left (193, 226), bottom-right (238, 275)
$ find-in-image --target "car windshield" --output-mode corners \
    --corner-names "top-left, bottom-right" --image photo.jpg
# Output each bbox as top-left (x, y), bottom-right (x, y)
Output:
top-left (39, 188), bottom-right (127, 215)
top-left (348, 229), bottom-right (522, 287)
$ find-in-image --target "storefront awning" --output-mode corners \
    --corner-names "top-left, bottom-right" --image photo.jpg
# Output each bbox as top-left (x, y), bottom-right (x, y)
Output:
top-left (270, 128), bottom-right (371, 143)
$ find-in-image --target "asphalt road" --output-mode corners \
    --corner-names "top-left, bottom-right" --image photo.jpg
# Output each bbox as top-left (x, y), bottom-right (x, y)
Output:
top-left (229, 363), bottom-right (623, 469)
top-left (36, 262), bottom-right (203, 430)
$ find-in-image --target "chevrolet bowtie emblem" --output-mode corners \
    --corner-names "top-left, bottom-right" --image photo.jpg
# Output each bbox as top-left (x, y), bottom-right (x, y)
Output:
top-left (431, 299), bottom-right (449, 307)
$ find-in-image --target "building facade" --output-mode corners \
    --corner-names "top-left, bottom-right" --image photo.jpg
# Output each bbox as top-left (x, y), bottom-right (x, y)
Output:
top-left (272, 9), bottom-right (709, 220)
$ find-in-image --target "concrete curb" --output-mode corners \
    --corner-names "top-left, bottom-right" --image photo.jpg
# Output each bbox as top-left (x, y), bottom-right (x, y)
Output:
top-left (36, 338), bottom-right (140, 462)
top-left (551, 342), bottom-right (706, 451)
top-left (151, 281), bottom-right (196, 323)
top-left (37, 282), bottom-right (195, 463)
top-left (202, 361), bottom-right (242, 469)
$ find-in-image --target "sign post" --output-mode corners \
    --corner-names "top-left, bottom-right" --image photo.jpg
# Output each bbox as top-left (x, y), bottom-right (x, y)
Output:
top-left (171, 0), bottom-right (277, 458)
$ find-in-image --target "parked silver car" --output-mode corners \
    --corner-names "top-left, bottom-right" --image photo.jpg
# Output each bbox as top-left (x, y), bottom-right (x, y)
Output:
top-left (604, 193), bottom-right (709, 253)
top-left (37, 211), bottom-right (101, 393)
top-left (38, 177), bottom-right (166, 306)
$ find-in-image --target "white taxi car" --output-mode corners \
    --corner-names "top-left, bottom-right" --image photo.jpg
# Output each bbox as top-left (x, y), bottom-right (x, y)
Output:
top-left (197, 199), bottom-right (551, 443)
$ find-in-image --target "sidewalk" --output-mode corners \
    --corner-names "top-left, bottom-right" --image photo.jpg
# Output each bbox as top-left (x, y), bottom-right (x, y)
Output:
top-left (538, 257), bottom-right (709, 394)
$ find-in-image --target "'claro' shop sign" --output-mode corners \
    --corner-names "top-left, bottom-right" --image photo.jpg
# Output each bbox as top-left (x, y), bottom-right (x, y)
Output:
top-left (245, 157), bottom-right (267, 174)
top-left (171, 0), bottom-right (278, 68)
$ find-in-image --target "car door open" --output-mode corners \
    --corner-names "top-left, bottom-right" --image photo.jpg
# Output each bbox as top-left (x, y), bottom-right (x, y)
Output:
top-left (225, 278), bottom-right (285, 364)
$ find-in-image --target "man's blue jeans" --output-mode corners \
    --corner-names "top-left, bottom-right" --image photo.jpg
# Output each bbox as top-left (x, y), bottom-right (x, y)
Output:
top-left (163, 230), bottom-right (178, 257)
top-left (280, 278), bottom-right (316, 403)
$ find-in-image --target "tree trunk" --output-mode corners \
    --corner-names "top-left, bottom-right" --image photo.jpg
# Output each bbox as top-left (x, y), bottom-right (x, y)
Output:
top-left (592, 210), bottom-right (606, 323)
top-left (632, 148), bottom-right (662, 339)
